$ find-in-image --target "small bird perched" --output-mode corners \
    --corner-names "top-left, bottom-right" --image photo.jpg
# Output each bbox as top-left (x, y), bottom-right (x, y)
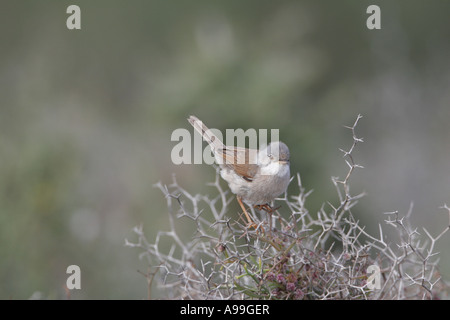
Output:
top-left (187, 115), bottom-right (291, 230)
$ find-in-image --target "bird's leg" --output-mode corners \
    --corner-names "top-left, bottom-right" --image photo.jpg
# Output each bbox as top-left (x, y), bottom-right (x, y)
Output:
top-left (237, 196), bottom-right (263, 232)
top-left (236, 196), bottom-right (255, 226)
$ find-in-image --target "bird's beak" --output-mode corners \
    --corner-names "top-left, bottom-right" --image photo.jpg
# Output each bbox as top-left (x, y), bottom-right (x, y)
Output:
top-left (278, 160), bottom-right (289, 165)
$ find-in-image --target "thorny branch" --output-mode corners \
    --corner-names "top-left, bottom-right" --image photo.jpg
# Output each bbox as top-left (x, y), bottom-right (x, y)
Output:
top-left (126, 115), bottom-right (449, 300)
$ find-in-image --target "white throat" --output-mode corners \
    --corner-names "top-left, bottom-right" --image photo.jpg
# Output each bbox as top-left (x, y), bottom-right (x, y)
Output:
top-left (260, 161), bottom-right (289, 176)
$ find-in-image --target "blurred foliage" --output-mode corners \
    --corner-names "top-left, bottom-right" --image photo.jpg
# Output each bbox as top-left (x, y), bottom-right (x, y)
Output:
top-left (0, 0), bottom-right (449, 299)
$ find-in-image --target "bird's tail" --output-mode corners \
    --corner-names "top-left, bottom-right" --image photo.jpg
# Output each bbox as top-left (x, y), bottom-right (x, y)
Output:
top-left (188, 115), bottom-right (224, 152)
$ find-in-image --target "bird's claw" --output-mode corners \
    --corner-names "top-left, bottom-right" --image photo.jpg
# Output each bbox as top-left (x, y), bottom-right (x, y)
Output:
top-left (254, 203), bottom-right (280, 214)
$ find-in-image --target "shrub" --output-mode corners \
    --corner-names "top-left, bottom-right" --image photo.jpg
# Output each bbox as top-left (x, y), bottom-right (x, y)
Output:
top-left (126, 115), bottom-right (449, 299)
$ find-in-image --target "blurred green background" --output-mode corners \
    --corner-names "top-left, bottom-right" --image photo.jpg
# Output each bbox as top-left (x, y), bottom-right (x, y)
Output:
top-left (1, 0), bottom-right (449, 299)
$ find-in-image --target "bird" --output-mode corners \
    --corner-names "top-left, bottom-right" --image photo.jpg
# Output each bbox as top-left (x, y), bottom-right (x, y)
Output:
top-left (187, 115), bottom-right (290, 230)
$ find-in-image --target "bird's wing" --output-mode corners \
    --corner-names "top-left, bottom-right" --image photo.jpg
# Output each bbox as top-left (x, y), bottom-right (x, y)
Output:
top-left (218, 147), bottom-right (259, 181)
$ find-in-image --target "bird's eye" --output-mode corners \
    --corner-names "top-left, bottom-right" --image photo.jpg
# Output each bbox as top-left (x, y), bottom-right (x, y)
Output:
top-left (268, 153), bottom-right (273, 159)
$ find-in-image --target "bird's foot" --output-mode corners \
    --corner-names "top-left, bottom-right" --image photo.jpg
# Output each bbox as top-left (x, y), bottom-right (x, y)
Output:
top-left (254, 203), bottom-right (281, 214)
top-left (237, 196), bottom-right (265, 234)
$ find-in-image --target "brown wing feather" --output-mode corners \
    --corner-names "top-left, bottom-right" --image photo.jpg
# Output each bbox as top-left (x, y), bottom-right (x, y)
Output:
top-left (218, 147), bottom-right (259, 180)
